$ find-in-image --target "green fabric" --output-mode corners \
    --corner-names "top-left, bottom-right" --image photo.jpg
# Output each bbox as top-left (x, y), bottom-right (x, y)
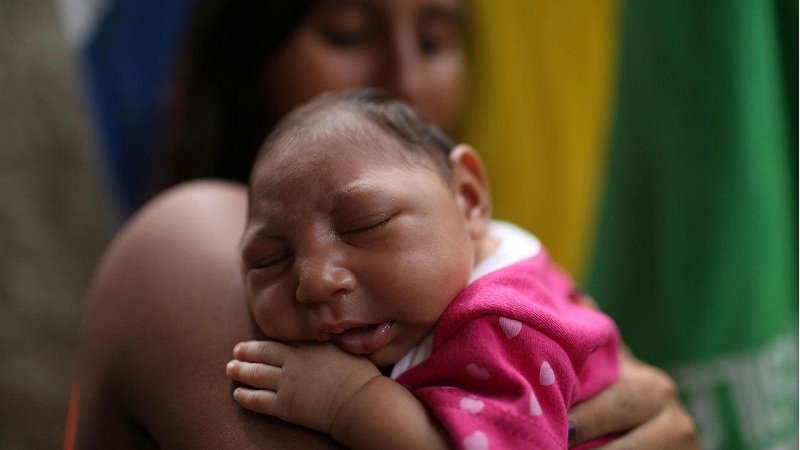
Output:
top-left (587, 1), bottom-right (797, 448)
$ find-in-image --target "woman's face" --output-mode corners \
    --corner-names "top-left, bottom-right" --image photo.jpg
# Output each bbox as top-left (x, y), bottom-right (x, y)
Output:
top-left (261, 0), bottom-right (466, 133)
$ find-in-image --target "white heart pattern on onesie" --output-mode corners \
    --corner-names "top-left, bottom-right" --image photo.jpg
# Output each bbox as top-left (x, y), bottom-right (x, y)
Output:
top-left (498, 317), bottom-right (522, 339)
top-left (529, 391), bottom-right (543, 416)
top-left (463, 430), bottom-right (489, 450)
top-left (539, 361), bottom-right (555, 386)
top-left (459, 396), bottom-right (485, 414)
top-left (467, 363), bottom-right (490, 381)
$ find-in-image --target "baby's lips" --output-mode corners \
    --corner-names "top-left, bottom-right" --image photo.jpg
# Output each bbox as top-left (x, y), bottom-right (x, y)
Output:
top-left (332, 321), bottom-right (397, 355)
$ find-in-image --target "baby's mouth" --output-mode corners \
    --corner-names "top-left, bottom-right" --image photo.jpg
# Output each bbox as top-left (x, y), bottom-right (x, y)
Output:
top-left (331, 321), bottom-right (397, 355)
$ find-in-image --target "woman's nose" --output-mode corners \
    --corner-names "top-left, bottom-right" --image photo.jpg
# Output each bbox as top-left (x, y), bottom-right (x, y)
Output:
top-left (294, 253), bottom-right (356, 305)
top-left (381, 28), bottom-right (425, 108)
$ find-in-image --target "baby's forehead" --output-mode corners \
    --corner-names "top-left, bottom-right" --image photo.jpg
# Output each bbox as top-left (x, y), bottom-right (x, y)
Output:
top-left (249, 118), bottom-right (444, 210)
top-left (261, 115), bottom-right (413, 171)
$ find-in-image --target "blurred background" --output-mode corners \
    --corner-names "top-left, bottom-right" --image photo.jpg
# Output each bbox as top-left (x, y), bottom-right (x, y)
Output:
top-left (0, 0), bottom-right (113, 448)
top-left (1, 0), bottom-right (796, 449)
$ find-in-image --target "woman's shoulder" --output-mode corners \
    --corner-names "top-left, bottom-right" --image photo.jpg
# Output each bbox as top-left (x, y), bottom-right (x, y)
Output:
top-left (75, 180), bottom-right (259, 446)
top-left (103, 178), bottom-right (245, 279)
top-left (145, 179), bottom-right (247, 215)
top-left (124, 179), bottom-right (247, 241)
top-left (76, 179), bottom-right (338, 447)
top-left (98, 180), bottom-right (246, 274)
top-left (82, 179), bottom-right (251, 365)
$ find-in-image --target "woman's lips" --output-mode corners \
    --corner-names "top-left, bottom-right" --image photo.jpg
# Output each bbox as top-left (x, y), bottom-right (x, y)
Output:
top-left (331, 321), bottom-right (397, 355)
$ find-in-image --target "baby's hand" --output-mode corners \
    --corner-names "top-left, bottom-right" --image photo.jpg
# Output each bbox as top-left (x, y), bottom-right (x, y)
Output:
top-left (226, 340), bottom-right (381, 433)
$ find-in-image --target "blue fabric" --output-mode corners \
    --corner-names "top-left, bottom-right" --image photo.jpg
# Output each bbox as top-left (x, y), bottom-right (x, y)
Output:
top-left (80, 0), bottom-right (188, 216)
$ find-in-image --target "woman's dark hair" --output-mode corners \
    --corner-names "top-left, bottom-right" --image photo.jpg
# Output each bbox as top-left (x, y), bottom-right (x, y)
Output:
top-left (152, 0), bottom-right (316, 196)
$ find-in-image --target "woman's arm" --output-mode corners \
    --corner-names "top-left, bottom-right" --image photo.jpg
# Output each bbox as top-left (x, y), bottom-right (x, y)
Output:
top-left (73, 181), bottom-right (338, 449)
top-left (566, 295), bottom-right (698, 449)
top-left (568, 354), bottom-right (698, 449)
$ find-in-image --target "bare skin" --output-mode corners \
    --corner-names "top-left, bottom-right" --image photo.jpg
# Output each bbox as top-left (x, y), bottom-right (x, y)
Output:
top-left (229, 340), bottom-right (449, 449)
top-left (223, 107), bottom-right (696, 449)
top-left (572, 355), bottom-right (698, 449)
top-left (227, 114), bottom-right (493, 448)
top-left (74, 180), bottom-right (697, 448)
top-left (261, 0), bottom-right (466, 134)
top-left (73, 0), bottom-right (698, 445)
top-left (75, 181), bottom-right (337, 449)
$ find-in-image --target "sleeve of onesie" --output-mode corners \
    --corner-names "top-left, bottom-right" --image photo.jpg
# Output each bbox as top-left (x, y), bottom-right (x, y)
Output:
top-left (404, 314), bottom-right (580, 450)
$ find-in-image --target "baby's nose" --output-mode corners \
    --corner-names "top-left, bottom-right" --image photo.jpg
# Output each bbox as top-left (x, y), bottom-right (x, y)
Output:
top-left (295, 255), bottom-right (356, 305)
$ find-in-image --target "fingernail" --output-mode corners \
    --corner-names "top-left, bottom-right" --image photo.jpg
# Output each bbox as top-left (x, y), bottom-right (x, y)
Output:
top-left (226, 361), bottom-right (236, 374)
top-left (568, 421), bottom-right (576, 442)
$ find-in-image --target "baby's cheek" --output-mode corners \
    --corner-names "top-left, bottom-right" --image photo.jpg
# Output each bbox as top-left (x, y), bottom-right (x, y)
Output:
top-left (248, 287), bottom-right (303, 340)
top-left (253, 308), bottom-right (307, 341)
top-left (406, 248), bottom-right (470, 303)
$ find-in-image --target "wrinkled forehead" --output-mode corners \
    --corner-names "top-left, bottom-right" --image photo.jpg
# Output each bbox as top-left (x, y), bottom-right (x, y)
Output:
top-left (252, 112), bottom-right (425, 188)
top-left (247, 114), bottom-right (446, 224)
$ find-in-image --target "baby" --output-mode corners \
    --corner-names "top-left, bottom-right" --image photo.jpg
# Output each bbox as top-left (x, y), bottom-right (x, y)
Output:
top-left (226, 89), bottom-right (621, 449)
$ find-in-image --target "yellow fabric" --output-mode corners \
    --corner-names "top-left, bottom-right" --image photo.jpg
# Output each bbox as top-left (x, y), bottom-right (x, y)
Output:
top-left (462, 0), bottom-right (619, 280)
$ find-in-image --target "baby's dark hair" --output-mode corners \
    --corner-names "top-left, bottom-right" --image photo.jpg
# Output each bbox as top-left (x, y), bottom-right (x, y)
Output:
top-left (253, 89), bottom-right (457, 178)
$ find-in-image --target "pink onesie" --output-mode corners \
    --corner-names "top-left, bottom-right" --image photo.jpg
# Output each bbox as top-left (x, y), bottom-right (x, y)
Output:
top-left (394, 251), bottom-right (621, 449)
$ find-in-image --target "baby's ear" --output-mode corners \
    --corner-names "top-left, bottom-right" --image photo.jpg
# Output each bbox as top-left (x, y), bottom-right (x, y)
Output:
top-left (449, 144), bottom-right (492, 242)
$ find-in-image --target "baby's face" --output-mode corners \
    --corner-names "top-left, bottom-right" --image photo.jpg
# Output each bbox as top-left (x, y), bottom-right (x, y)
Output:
top-left (241, 128), bottom-right (476, 367)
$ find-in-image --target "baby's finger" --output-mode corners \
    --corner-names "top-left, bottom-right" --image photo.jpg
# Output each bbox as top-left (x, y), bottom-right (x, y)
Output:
top-left (233, 387), bottom-right (278, 416)
top-left (226, 360), bottom-right (281, 390)
top-left (233, 340), bottom-right (288, 365)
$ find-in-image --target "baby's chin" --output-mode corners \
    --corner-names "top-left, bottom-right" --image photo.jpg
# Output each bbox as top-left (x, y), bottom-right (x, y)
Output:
top-left (366, 345), bottom-right (408, 370)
